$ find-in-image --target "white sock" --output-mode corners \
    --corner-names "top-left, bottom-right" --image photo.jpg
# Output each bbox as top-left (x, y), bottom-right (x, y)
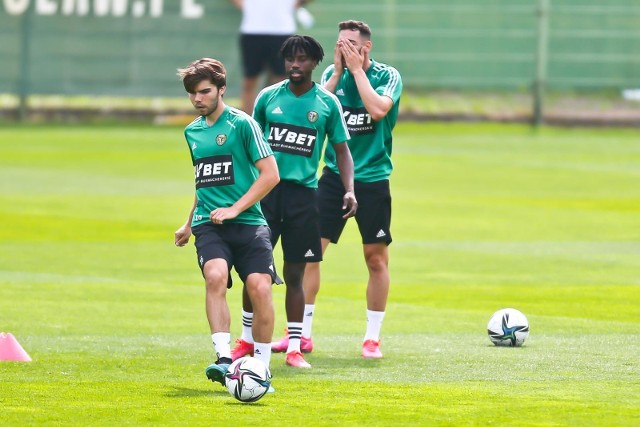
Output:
top-left (301, 304), bottom-right (315, 338)
top-left (286, 322), bottom-right (302, 353)
top-left (364, 310), bottom-right (385, 342)
top-left (211, 332), bottom-right (231, 361)
top-left (253, 342), bottom-right (272, 368)
top-left (241, 310), bottom-right (254, 343)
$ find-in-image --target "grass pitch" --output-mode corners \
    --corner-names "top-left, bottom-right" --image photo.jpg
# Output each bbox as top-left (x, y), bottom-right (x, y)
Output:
top-left (0, 123), bottom-right (638, 426)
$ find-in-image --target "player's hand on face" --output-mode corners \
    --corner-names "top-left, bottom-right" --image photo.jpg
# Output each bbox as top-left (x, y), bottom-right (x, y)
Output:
top-left (342, 191), bottom-right (358, 219)
top-left (209, 207), bottom-right (240, 224)
top-left (333, 40), bottom-right (344, 73)
top-left (339, 39), bottom-right (364, 72)
top-left (175, 225), bottom-right (192, 247)
top-left (362, 44), bottom-right (371, 63)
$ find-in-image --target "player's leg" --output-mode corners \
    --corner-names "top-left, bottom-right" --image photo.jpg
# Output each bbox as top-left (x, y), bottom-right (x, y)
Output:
top-left (354, 179), bottom-right (392, 359)
top-left (243, 274), bottom-right (277, 394)
top-left (301, 168), bottom-right (349, 346)
top-left (203, 258), bottom-right (232, 337)
top-left (233, 224), bottom-right (279, 371)
top-left (281, 261), bottom-right (311, 368)
top-left (244, 271), bottom-right (275, 365)
top-left (301, 237), bottom-right (330, 351)
top-left (364, 243), bottom-right (390, 312)
top-left (232, 188), bottom-right (282, 360)
top-left (361, 242), bottom-right (389, 359)
top-left (203, 258), bottom-right (234, 384)
top-left (192, 224), bottom-right (235, 385)
top-left (302, 238), bottom-right (330, 305)
top-left (272, 183), bottom-right (318, 368)
top-left (230, 273), bottom-right (257, 361)
top-left (231, 286), bottom-right (256, 361)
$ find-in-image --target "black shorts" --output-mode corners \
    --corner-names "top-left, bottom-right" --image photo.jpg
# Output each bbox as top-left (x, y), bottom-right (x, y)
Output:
top-left (261, 180), bottom-right (322, 263)
top-left (317, 167), bottom-right (392, 245)
top-left (192, 222), bottom-right (279, 288)
top-left (240, 34), bottom-right (290, 78)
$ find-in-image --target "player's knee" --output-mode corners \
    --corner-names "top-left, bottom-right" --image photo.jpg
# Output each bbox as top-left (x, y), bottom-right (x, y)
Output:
top-left (305, 262), bottom-right (320, 275)
top-left (283, 274), bottom-right (304, 289)
top-left (204, 269), bottom-right (228, 294)
top-left (365, 252), bottom-right (388, 273)
top-left (245, 275), bottom-right (272, 299)
top-left (283, 264), bottom-right (305, 287)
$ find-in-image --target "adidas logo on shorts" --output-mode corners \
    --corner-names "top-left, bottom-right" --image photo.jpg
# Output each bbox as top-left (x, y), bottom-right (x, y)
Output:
top-left (304, 249), bottom-right (315, 257)
top-left (376, 229), bottom-right (386, 238)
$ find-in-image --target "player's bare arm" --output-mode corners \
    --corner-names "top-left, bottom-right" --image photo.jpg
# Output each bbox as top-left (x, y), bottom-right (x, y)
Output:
top-left (175, 195), bottom-right (196, 246)
top-left (209, 155), bottom-right (280, 224)
top-left (333, 141), bottom-right (357, 218)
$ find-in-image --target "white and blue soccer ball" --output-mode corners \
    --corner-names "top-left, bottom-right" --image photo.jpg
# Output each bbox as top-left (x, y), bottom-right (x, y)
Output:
top-left (224, 356), bottom-right (272, 403)
top-left (487, 308), bottom-right (529, 347)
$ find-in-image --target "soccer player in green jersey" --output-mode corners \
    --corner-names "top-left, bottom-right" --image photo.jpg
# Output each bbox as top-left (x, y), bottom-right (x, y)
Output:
top-left (303, 20), bottom-right (403, 359)
top-left (231, 35), bottom-right (357, 369)
top-left (174, 58), bottom-right (280, 387)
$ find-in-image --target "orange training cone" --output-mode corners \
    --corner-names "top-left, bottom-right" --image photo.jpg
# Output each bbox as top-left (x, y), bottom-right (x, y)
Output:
top-left (0, 332), bottom-right (32, 361)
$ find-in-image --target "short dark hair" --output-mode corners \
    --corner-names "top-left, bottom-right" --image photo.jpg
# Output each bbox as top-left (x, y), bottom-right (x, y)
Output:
top-left (338, 20), bottom-right (372, 40)
top-left (177, 58), bottom-right (226, 93)
top-left (280, 35), bottom-right (324, 63)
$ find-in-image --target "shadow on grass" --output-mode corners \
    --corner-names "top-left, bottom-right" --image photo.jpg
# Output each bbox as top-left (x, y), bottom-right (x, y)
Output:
top-left (223, 400), bottom-right (270, 407)
top-left (271, 354), bottom-right (384, 380)
top-left (165, 386), bottom-right (271, 406)
top-left (164, 386), bottom-right (223, 398)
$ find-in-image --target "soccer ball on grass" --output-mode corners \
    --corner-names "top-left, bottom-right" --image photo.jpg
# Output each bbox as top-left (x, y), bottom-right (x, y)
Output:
top-left (487, 308), bottom-right (529, 347)
top-left (224, 356), bottom-right (272, 403)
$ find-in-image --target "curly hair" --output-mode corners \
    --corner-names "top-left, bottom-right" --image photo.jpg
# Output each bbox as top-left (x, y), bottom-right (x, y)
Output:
top-left (280, 35), bottom-right (324, 63)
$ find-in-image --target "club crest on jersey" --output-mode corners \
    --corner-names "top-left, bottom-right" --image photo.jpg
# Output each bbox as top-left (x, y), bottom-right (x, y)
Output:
top-left (307, 111), bottom-right (319, 123)
top-left (216, 134), bottom-right (227, 146)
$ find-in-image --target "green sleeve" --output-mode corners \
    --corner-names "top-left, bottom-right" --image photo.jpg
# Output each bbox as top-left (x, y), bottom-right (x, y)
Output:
top-left (242, 116), bottom-right (273, 163)
top-left (321, 65), bottom-right (335, 86)
top-left (327, 99), bottom-right (350, 145)
top-left (252, 91), bottom-right (267, 130)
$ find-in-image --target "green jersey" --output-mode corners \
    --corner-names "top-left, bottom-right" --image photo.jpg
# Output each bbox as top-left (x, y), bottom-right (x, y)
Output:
top-left (253, 80), bottom-right (350, 188)
top-left (321, 59), bottom-right (403, 182)
top-left (184, 106), bottom-right (274, 227)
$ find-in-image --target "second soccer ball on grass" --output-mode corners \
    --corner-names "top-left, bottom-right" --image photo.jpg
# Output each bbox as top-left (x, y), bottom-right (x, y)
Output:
top-left (487, 308), bottom-right (530, 347)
